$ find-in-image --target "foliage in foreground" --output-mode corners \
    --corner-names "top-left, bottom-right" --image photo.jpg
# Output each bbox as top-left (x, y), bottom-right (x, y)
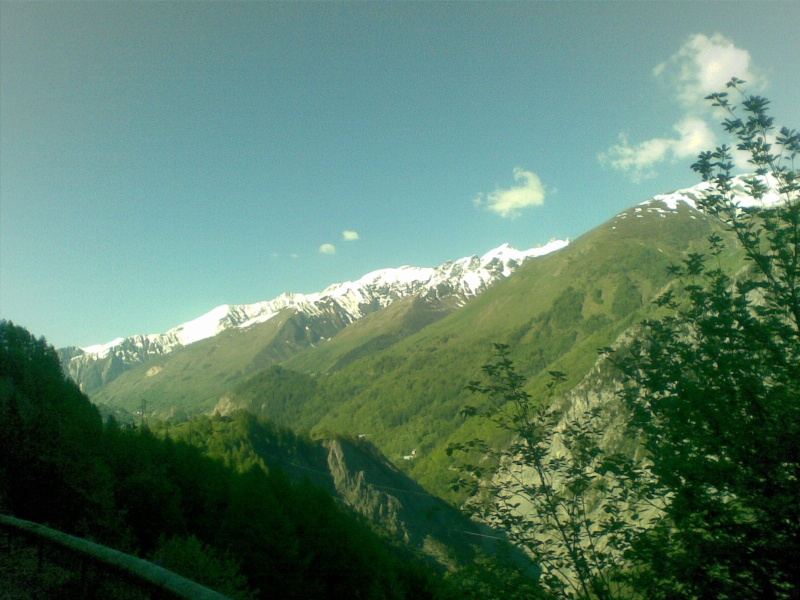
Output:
top-left (451, 80), bottom-right (800, 599)
top-left (614, 79), bottom-right (800, 599)
top-left (448, 344), bottom-right (662, 600)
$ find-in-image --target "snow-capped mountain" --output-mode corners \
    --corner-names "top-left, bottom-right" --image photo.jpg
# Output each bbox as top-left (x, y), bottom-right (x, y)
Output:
top-left (600, 173), bottom-right (793, 233)
top-left (645, 173), bottom-right (786, 212)
top-left (60, 240), bottom-right (568, 393)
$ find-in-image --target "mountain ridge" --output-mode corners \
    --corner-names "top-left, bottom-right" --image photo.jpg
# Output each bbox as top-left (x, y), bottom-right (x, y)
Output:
top-left (59, 239), bottom-right (568, 393)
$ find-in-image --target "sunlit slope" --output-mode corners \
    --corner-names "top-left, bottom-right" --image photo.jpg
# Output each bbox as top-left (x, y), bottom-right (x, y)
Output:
top-left (92, 294), bottom-right (459, 418)
top-left (92, 308), bottom-right (310, 416)
top-left (247, 202), bottom-right (729, 496)
top-left (93, 199), bottom-right (736, 499)
top-left (283, 294), bottom-right (453, 374)
top-left (89, 246), bottom-right (554, 418)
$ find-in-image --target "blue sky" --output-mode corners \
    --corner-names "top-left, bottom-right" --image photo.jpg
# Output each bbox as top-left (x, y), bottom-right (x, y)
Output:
top-left (2, 1), bottom-right (799, 349)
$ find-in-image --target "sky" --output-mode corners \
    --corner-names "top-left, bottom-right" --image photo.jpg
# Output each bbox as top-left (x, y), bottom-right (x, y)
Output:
top-left (2, 1), bottom-right (799, 349)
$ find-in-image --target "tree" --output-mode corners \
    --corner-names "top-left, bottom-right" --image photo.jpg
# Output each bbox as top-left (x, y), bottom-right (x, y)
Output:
top-left (0, 320), bottom-right (119, 538)
top-left (450, 81), bottom-right (799, 599)
top-left (153, 535), bottom-right (254, 600)
top-left (614, 79), bottom-right (800, 598)
top-left (448, 344), bottom-right (661, 600)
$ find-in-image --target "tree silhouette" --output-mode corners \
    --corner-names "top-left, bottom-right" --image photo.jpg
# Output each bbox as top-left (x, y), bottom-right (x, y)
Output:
top-left (615, 79), bottom-right (800, 599)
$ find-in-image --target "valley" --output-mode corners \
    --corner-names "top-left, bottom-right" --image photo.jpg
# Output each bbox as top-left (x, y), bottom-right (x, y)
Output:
top-left (61, 185), bottom-right (726, 502)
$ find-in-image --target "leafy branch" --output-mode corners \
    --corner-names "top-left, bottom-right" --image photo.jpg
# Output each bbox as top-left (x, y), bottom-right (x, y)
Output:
top-left (449, 344), bottom-right (661, 600)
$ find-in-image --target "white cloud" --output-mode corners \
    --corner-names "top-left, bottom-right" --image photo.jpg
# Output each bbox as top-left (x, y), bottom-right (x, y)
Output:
top-left (654, 33), bottom-right (762, 107)
top-left (474, 168), bottom-right (546, 219)
top-left (318, 243), bottom-right (336, 255)
top-left (342, 230), bottom-right (360, 241)
top-left (601, 34), bottom-right (765, 182)
top-left (599, 117), bottom-right (716, 182)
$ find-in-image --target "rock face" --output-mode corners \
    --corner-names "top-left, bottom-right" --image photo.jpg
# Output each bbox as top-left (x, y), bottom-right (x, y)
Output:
top-left (324, 439), bottom-right (410, 542)
top-left (321, 438), bottom-right (517, 566)
top-left (482, 326), bottom-right (665, 588)
top-left (254, 434), bottom-right (525, 570)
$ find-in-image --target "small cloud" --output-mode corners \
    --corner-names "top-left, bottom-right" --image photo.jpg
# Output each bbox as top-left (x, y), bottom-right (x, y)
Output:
top-left (290, 253), bottom-right (299, 259)
top-left (270, 252), bottom-right (279, 259)
top-left (599, 117), bottom-right (716, 182)
top-left (318, 243), bottom-right (336, 255)
top-left (342, 230), bottom-right (360, 241)
top-left (474, 168), bottom-right (546, 219)
top-left (655, 33), bottom-right (763, 107)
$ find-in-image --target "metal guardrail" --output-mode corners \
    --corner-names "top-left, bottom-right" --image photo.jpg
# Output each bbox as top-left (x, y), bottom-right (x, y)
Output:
top-left (0, 514), bottom-right (230, 599)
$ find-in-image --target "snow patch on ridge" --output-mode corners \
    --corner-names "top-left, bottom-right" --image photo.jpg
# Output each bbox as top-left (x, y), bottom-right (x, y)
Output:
top-left (169, 304), bottom-right (232, 346)
top-left (80, 337), bottom-right (126, 359)
top-left (644, 173), bottom-right (786, 212)
top-left (77, 241), bottom-right (569, 360)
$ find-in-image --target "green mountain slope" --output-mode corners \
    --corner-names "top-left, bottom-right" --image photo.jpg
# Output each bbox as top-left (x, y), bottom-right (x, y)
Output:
top-left (92, 289), bottom-right (456, 418)
top-left (285, 294), bottom-right (452, 374)
top-left (90, 306), bottom-right (347, 416)
top-left (214, 201), bottom-right (734, 498)
top-left (86, 199), bottom-right (739, 499)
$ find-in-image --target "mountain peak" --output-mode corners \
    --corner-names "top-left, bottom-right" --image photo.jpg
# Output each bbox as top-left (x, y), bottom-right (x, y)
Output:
top-left (644, 173), bottom-right (787, 213)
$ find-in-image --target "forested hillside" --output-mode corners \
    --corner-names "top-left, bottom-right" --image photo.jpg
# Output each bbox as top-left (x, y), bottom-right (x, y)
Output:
top-left (217, 199), bottom-right (731, 500)
top-left (1, 320), bottom-right (510, 599)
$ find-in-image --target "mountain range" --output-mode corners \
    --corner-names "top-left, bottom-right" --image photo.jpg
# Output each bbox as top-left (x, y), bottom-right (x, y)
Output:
top-left (57, 178), bottom-right (753, 503)
top-left (59, 240), bottom-right (568, 398)
top-left (49, 176), bottom-right (779, 576)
